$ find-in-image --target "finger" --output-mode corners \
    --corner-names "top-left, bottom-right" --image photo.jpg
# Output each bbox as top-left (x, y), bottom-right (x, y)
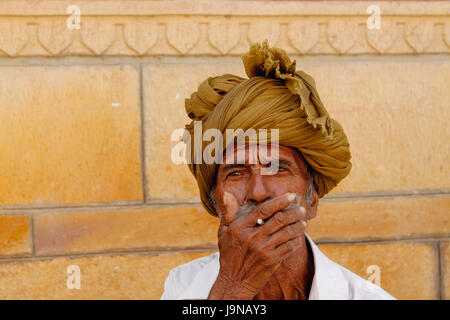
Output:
top-left (274, 236), bottom-right (303, 258)
top-left (264, 221), bottom-right (305, 248)
top-left (290, 193), bottom-right (313, 222)
top-left (244, 193), bottom-right (296, 227)
top-left (260, 206), bottom-right (306, 235)
top-left (285, 200), bottom-right (307, 220)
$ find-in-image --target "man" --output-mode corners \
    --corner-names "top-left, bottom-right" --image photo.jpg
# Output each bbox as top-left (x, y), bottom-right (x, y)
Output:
top-left (161, 40), bottom-right (395, 300)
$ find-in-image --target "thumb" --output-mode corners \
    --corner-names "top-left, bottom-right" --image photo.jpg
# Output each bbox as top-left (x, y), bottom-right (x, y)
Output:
top-left (218, 192), bottom-right (239, 237)
top-left (222, 191), bottom-right (239, 226)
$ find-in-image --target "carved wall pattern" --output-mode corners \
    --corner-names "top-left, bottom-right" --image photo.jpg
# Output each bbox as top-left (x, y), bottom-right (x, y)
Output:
top-left (0, 15), bottom-right (449, 56)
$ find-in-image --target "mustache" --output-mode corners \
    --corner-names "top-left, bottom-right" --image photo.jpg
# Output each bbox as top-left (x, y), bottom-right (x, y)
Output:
top-left (236, 193), bottom-right (303, 218)
top-left (236, 202), bottom-right (257, 218)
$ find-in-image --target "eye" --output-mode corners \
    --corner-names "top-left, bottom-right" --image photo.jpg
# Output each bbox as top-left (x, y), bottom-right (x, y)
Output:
top-left (227, 170), bottom-right (243, 177)
top-left (277, 166), bottom-right (288, 173)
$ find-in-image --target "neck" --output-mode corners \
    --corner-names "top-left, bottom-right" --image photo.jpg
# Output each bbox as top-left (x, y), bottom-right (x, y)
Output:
top-left (254, 234), bottom-right (315, 300)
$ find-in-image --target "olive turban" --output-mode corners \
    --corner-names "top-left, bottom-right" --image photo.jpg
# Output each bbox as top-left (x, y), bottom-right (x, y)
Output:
top-left (184, 39), bottom-right (352, 216)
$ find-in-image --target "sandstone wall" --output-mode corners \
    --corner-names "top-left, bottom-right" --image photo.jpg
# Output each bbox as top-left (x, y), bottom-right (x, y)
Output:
top-left (0, 0), bottom-right (448, 299)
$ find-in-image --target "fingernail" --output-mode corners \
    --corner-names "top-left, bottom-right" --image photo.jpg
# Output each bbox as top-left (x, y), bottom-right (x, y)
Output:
top-left (299, 206), bottom-right (306, 214)
top-left (223, 192), bottom-right (229, 206)
top-left (302, 221), bottom-right (307, 227)
top-left (287, 193), bottom-right (296, 201)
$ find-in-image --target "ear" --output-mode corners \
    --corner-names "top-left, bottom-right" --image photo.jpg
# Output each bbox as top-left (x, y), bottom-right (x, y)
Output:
top-left (307, 191), bottom-right (319, 220)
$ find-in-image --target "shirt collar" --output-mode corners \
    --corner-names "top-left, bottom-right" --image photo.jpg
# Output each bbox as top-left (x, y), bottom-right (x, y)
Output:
top-left (305, 233), bottom-right (349, 300)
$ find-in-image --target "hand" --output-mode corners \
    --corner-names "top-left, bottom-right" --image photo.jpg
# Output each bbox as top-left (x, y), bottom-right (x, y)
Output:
top-left (208, 192), bottom-right (307, 300)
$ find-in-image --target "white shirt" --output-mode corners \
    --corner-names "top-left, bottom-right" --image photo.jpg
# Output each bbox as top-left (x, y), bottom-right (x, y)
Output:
top-left (161, 233), bottom-right (395, 300)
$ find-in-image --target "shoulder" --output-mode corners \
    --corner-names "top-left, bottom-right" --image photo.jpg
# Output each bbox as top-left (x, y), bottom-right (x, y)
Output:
top-left (337, 264), bottom-right (396, 300)
top-left (160, 252), bottom-right (219, 300)
top-left (305, 233), bottom-right (396, 300)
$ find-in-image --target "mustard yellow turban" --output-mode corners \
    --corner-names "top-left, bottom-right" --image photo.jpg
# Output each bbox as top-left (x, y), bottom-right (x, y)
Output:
top-left (184, 40), bottom-right (352, 216)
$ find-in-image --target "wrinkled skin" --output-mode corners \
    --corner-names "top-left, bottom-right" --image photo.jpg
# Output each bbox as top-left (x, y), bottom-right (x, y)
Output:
top-left (208, 144), bottom-right (319, 300)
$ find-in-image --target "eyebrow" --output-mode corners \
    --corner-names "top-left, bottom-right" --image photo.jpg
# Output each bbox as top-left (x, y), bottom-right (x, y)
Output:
top-left (220, 159), bottom-right (297, 172)
top-left (220, 163), bottom-right (246, 172)
top-left (276, 159), bottom-right (296, 169)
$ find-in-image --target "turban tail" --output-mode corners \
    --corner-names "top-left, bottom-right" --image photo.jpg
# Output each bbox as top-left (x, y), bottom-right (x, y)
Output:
top-left (185, 40), bottom-right (352, 216)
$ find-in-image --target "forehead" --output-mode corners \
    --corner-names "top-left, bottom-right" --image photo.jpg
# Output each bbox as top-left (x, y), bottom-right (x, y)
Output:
top-left (221, 143), bottom-right (306, 168)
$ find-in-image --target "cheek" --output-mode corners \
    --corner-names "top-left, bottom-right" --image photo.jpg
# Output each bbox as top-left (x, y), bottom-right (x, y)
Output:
top-left (213, 178), bottom-right (249, 209)
top-left (222, 180), bottom-right (248, 205)
top-left (267, 174), bottom-right (307, 195)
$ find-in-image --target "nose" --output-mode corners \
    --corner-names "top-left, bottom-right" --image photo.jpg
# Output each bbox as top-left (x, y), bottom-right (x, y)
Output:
top-left (247, 170), bottom-right (273, 204)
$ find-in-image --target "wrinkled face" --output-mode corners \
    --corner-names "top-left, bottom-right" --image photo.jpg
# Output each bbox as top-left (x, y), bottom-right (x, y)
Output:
top-left (212, 143), bottom-right (318, 221)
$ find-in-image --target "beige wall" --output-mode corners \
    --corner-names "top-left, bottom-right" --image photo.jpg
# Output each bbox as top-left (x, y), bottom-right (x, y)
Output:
top-left (0, 0), bottom-right (449, 299)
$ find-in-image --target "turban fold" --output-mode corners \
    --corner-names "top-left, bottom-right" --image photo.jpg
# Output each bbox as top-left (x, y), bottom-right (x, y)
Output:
top-left (184, 39), bottom-right (352, 216)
